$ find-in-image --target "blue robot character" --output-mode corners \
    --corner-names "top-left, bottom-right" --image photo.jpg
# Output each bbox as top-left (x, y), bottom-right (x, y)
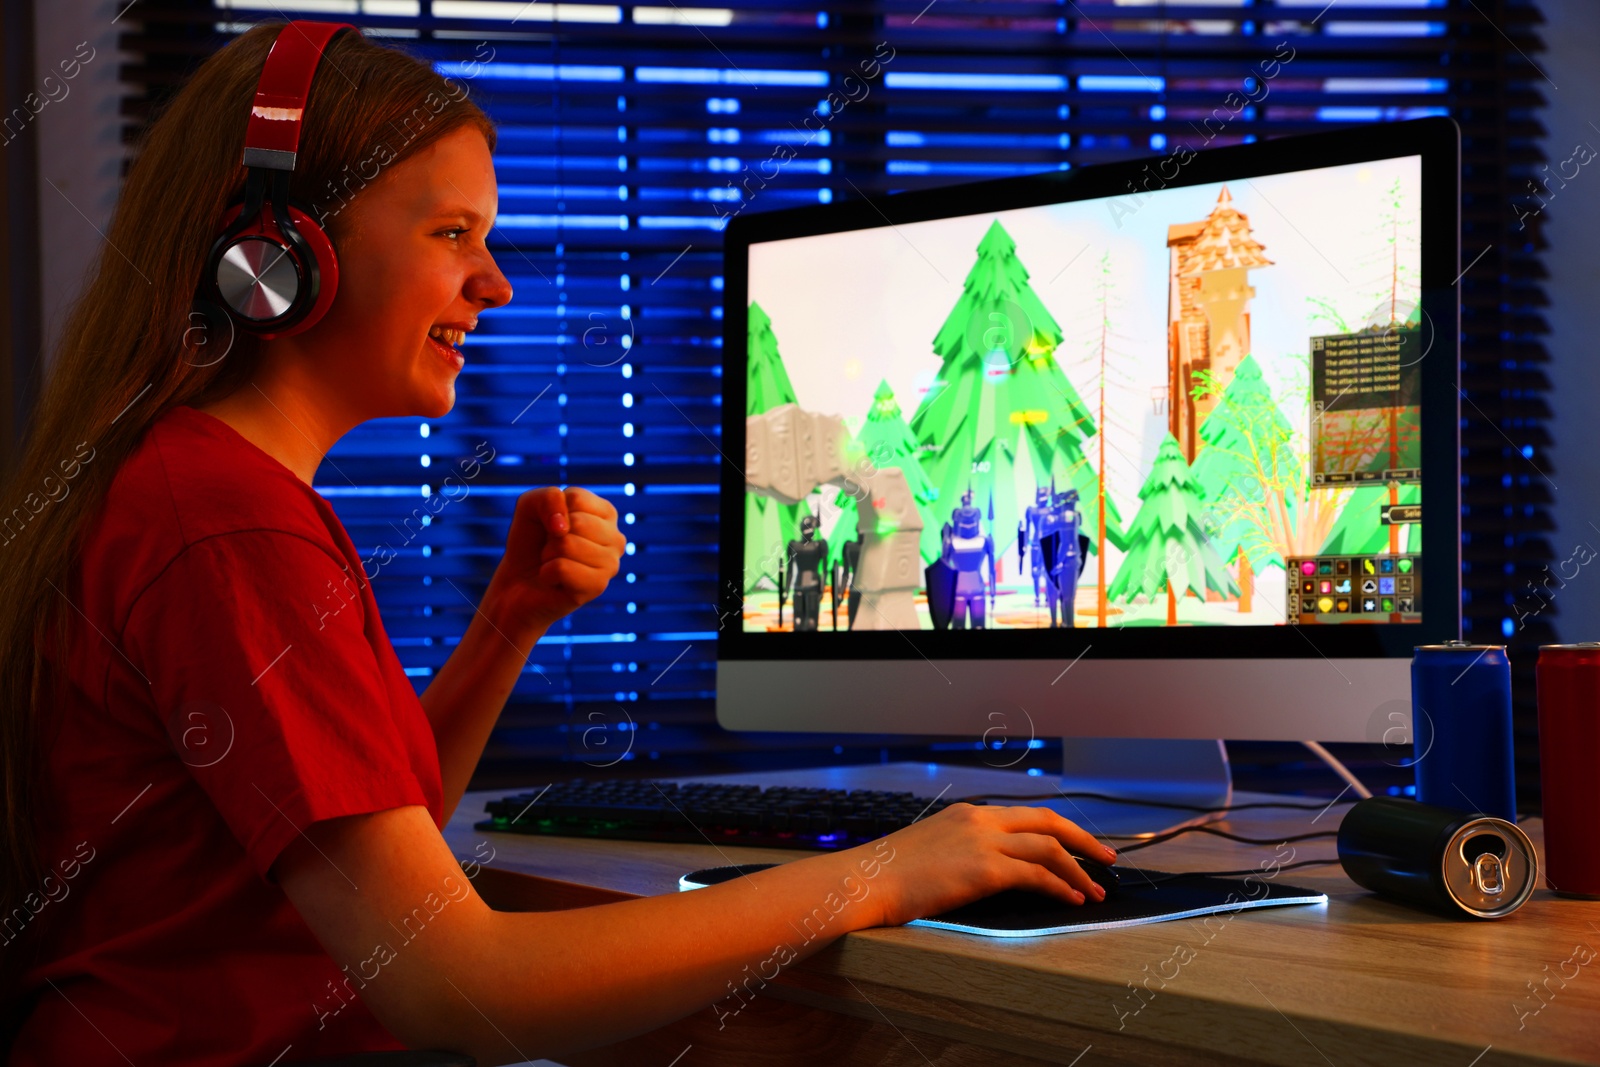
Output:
top-left (1019, 485), bottom-right (1052, 606)
top-left (941, 488), bottom-right (995, 629)
top-left (1038, 487), bottom-right (1083, 628)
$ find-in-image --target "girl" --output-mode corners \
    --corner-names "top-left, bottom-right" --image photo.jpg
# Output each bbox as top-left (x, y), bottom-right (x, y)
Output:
top-left (0, 22), bottom-right (1112, 1066)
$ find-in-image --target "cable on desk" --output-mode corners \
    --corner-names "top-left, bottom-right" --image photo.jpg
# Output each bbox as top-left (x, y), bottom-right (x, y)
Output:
top-left (952, 790), bottom-right (1360, 814)
top-left (1301, 740), bottom-right (1374, 799)
top-left (1108, 826), bottom-right (1340, 852)
top-left (1130, 858), bottom-right (1343, 884)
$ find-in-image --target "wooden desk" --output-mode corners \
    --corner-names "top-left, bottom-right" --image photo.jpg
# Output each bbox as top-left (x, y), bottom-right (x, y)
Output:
top-left (444, 785), bottom-right (1600, 1066)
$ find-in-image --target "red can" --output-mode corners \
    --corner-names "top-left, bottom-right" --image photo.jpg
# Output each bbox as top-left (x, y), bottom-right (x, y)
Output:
top-left (1535, 643), bottom-right (1600, 898)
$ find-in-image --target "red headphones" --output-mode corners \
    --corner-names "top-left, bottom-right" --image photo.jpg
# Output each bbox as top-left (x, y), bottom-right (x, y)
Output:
top-left (199, 20), bottom-right (358, 339)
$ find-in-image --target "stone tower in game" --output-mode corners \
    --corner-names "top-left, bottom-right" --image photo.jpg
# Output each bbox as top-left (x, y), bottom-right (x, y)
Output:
top-left (1165, 186), bottom-right (1273, 461)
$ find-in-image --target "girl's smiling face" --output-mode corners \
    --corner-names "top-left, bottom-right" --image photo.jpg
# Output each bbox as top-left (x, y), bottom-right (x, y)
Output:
top-left (312, 124), bottom-right (513, 421)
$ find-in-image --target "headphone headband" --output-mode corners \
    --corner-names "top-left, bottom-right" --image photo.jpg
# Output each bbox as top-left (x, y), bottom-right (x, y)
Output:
top-left (197, 19), bottom-right (358, 340)
top-left (241, 20), bottom-right (356, 171)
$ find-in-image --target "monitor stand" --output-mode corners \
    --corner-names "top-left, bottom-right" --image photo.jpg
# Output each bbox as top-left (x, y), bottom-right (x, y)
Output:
top-left (1051, 737), bottom-right (1232, 837)
top-left (673, 738), bottom-right (1232, 838)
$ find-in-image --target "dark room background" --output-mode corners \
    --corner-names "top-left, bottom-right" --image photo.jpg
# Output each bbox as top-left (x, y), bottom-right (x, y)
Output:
top-left (1, 0), bottom-right (1560, 807)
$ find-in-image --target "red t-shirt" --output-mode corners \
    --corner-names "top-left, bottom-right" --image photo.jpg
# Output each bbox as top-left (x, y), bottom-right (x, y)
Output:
top-left (5, 404), bottom-right (446, 1065)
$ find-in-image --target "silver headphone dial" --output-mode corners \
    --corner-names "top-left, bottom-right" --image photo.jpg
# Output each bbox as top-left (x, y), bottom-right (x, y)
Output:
top-left (216, 237), bottom-right (300, 322)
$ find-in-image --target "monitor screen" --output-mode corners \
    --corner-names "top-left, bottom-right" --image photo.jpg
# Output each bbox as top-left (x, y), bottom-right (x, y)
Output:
top-left (718, 119), bottom-right (1458, 741)
top-left (740, 155), bottom-right (1426, 633)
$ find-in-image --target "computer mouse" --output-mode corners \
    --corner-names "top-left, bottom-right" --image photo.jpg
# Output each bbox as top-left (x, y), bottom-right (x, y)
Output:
top-left (1071, 855), bottom-right (1120, 901)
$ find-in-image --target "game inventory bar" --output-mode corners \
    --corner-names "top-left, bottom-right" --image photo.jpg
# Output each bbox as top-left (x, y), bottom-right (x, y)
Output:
top-left (1285, 554), bottom-right (1421, 623)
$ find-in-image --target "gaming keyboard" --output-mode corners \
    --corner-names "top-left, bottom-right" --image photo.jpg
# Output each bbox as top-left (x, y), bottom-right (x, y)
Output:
top-left (477, 778), bottom-right (982, 851)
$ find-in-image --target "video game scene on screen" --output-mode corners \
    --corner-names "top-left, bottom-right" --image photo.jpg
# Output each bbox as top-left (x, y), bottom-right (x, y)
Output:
top-left (741, 157), bottom-right (1424, 633)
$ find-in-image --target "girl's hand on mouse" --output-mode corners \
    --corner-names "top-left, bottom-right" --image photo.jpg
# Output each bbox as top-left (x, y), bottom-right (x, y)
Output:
top-left (856, 803), bottom-right (1117, 928)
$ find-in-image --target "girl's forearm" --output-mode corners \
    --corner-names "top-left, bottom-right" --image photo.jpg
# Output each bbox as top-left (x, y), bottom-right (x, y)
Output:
top-left (419, 575), bottom-right (547, 821)
top-left (449, 841), bottom-right (897, 1062)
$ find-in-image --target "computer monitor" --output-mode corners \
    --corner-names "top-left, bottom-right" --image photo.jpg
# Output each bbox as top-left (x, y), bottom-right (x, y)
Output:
top-left (715, 118), bottom-right (1459, 810)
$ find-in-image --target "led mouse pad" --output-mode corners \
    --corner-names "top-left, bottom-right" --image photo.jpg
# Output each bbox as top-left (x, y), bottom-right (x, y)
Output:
top-left (680, 864), bottom-right (1328, 938)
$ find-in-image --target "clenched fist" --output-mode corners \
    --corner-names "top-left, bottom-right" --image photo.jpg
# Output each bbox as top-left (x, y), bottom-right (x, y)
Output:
top-left (494, 486), bottom-right (628, 634)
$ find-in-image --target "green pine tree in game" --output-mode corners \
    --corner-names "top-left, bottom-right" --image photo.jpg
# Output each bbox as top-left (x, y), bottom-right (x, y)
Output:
top-left (744, 302), bottom-right (810, 592)
top-left (829, 379), bottom-right (940, 569)
top-left (1109, 433), bottom-right (1239, 625)
top-left (1189, 355), bottom-right (1297, 612)
top-left (1375, 175), bottom-right (1422, 327)
top-left (909, 219), bottom-right (1124, 566)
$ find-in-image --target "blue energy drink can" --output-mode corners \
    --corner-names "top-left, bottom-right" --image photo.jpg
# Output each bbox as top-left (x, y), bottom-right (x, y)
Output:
top-left (1412, 642), bottom-right (1517, 822)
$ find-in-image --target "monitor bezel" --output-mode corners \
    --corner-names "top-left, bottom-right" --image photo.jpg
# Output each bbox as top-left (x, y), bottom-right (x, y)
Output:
top-left (717, 116), bottom-right (1461, 662)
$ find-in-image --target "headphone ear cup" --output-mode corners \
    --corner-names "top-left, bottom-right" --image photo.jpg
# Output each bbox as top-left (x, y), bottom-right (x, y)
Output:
top-left (204, 200), bottom-right (340, 339)
top-left (272, 201), bottom-right (339, 338)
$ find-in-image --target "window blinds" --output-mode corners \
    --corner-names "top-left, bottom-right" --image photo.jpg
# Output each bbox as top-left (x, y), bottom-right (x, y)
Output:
top-left (117, 0), bottom-right (1550, 800)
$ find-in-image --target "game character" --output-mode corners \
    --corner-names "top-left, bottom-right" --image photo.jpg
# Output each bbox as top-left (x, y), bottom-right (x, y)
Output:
top-left (1038, 487), bottom-right (1083, 628)
top-left (832, 537), bottom-right (862, 630)
top-left (1019, 484), bottom-right (1051, 606)
top-left (941, 487), bottom-right (995, 629)
top-left (784, 515), bottom-right (828, 632)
